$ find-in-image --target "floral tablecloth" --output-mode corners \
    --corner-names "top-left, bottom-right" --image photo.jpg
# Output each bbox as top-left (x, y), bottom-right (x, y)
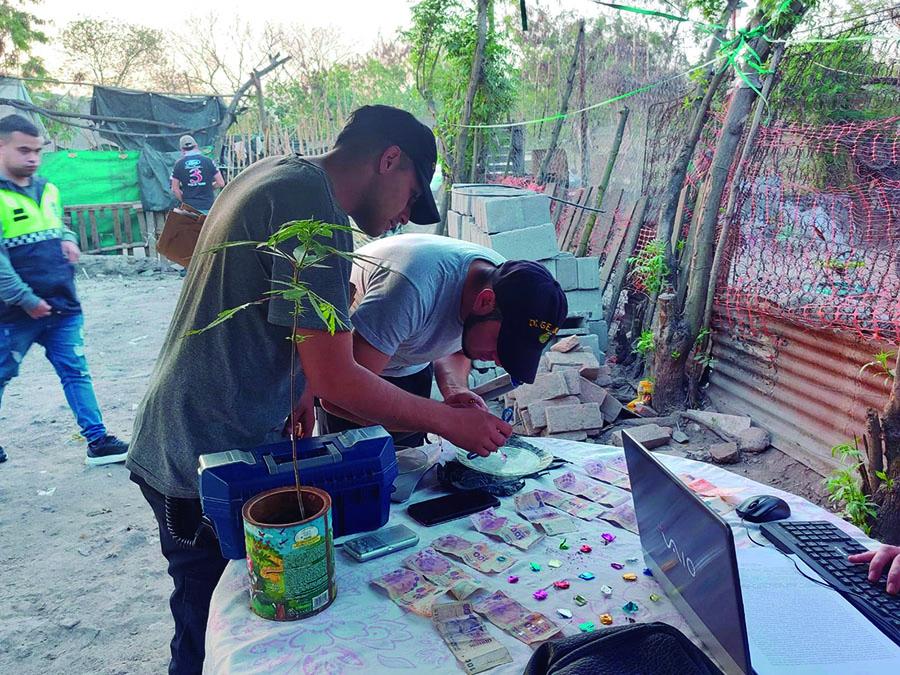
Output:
top-left (205, 438), bottom-right (869, 674)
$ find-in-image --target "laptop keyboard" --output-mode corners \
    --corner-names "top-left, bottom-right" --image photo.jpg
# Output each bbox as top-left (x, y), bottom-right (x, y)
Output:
top-left (760, 520), bottom-right (900, 645)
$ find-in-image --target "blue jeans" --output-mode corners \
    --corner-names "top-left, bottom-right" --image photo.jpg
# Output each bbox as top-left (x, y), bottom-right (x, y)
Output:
top-left (0, 312), bottom-right (107, 443)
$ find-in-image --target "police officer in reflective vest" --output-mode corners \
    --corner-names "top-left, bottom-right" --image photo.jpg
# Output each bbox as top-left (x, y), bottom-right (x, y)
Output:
top-left (0, 114), bottom-right (128, 465)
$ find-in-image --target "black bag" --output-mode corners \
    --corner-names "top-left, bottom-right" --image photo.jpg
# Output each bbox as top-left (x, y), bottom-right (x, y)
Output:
top-left (524, 622), bottom-right (724, 675)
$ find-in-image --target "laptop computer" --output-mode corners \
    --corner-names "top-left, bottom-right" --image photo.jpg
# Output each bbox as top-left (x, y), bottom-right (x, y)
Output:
top-left (623, 431), bottom-right (752, 673)
top-left (622, 431), bottom-right (900, 675)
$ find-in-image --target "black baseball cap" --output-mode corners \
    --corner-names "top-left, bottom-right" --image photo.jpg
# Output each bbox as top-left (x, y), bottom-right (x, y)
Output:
top-left (336, 105), bottom-right (440, 225)
top-left (493, 261), bottom-right (569, 384)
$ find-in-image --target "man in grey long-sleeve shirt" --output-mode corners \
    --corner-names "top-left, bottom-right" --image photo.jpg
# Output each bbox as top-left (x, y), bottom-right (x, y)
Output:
top-left (0, 114), bottom-right (128, 465)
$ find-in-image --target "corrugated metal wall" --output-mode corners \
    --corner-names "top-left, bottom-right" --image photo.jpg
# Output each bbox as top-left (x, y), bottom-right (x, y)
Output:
top-left (708, 310), bottom-right (894, 476)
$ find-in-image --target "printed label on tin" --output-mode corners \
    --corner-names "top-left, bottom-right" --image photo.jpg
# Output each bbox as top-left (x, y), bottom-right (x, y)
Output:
top-left (244, 509), bottom-right (336, 621)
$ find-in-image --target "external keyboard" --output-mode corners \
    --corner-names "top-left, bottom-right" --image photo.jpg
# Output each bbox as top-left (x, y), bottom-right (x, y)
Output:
top-left (760, 520), bottom-right (900, 646)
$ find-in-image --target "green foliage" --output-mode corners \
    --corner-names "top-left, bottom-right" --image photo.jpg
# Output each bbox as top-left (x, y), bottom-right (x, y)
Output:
top-left (875, 470), bottom-right (895, 492)
top-left (627, 239), bottom-right (671, 296)
top-left (633, 330), bottom-right (656, 356)
top-left (266, 43), bottom-right (426, 128)
top-left (693, 351), bottom-right (715, 369)
top-left (859, 350), bottom-right (896, 386)
top-left (186, 219), bottom-right (355, 338)
top-left (770, 29), bottom-right (896, 124)
top-left (408, 0), bottom-right (516, 176)
top-left (694, 327), bottom-right (711, 344)
top-left (0, 0), bottom-right (47, 76)
top-left (825, 440), bottom-right (877, 534)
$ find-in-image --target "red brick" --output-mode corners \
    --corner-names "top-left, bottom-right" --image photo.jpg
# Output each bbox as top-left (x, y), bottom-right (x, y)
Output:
top-left (550, 335), bottom-right (581, 353)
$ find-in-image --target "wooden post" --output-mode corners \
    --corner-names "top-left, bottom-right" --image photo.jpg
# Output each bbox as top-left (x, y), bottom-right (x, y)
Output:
top-left (576, 106), bottom-right (629, 257)
top-left (579, 30), bottom-right (589, 184)
top-left (603, 195), bottom-right (649, 324)
top-left (538, 20), bottom-right (585, 184)
top-left (252, 70), bottom-right (267, 146)
top-left (214, 54), bottom-right (290, 164)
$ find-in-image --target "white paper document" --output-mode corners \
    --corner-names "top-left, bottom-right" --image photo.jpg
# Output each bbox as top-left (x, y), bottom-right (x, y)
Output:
top-left (737, 547), bottom-right (900, 675)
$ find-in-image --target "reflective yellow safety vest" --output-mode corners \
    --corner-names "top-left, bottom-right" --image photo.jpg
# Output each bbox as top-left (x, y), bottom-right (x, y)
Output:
top-left (0, 182), bottom-right (64, 247)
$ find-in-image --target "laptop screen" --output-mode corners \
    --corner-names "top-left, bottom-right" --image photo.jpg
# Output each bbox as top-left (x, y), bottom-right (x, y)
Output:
top-left (623, 432), bottom-right (752, 674)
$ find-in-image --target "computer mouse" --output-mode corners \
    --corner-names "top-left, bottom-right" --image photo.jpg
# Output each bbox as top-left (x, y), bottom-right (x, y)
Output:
top-left (736, 495), bottom-right (791, 523)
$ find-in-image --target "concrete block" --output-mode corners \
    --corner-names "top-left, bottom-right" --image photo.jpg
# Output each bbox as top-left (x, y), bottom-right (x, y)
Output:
top-left (545, 402), bottom-right (603, 434)
top-left (672, 430), bottom-right (690, 444)
top-left (576, 256), bottom-right (600, 289)
top-left (690, 411), bottom-right (752, 437)
top-left (527, 395), bottom-right (581, 429)
top-left (474, 194), bottom-right (553, 234)
top-left (555, 255), bottom-right (579, 291)
top-left (565, 289), bottom-right (603, 318)
top-left (472, 373), bottom-right (511, 398)
top-left (586, 319), bottom-right (609, 351)
top-left (737, 427), bottom-right (770, 453)
top-left (551, 335), bottom-right (581, 353)
top-left (487, 223), bottom-right (559, 261)
top-left (520, 408), bottom-right (537, 436)
top-left (560, 368), bottom-right (582, 396)
top-left (623, 424), bottom-right (673, 449)
top-left (575, 333), bottom-right (602, 361)
top-left (546, 350), bottom-right (601, 379)
top-left (447, 210), bottom-right (463, 239)
top-left (599, 393), bottom-right (624, 424)
top-left (539, 257), bottom-right (557, 278)
top-left (516, 372), bottom-right (572, 408)
top-left (577, 377), bottom-right (608, 408)
top-left (709, 442), bottom-right (740, 464)
top-left (542, 430), bottom-right (588, 441)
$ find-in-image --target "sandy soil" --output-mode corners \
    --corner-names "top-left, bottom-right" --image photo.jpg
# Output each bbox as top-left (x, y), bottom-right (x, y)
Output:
top-left (0, 266), bottom-right (834, 674)
top-left (0, 271), bottom-right (181, 675)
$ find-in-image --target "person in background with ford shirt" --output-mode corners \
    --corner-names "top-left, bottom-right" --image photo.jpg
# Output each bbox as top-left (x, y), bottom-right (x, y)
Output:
top-left (170, 135), bottom-right (225, 214)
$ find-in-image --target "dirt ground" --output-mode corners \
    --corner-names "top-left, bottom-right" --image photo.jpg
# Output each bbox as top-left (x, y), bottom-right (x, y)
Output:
top-left (0, 269), bottom-right (180, 675)
top-left (0, 264), bottom-right (834, 674)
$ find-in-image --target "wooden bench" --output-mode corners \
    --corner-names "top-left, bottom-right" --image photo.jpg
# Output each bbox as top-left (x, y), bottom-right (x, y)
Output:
top-left (63, 202), bottom-right (167, 258)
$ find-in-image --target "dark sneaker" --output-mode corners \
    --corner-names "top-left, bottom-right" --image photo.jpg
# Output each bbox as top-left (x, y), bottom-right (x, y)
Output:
top-left (86, 435), bottom-right (129, 466)
top-left (0, 446), bottom-right (6, 463)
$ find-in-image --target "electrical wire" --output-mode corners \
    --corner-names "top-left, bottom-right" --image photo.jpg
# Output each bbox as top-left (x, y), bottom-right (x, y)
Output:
top-left (739, 519), bottom-right (880, 605)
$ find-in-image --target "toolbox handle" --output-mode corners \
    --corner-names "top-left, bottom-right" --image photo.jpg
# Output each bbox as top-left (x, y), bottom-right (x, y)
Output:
top-left (263, 442), bottom-right (344, 474)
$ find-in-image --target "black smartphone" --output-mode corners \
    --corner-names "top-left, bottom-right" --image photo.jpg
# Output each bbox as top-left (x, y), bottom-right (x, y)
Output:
top-left (407, 489), bottom-right (500, 527)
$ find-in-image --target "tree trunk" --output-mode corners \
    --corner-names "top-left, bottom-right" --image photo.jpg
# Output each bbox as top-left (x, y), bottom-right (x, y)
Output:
top-left (444, 0), bottom-right (488, 235)
top-left (214, 54), bottom-right (290, 164)
top-left (507, 125), bottom-right (525, 176)
top-left (700, 45), bottom-right (785, 335)
top-left (870, 354), bottom-right (900, 543)
top-left (655, 0), bottom-right (740, 281)
top-left (538, 20), bottom-right (585, 184)
top-left (576, 106), bottom-right (629, 257)
top-left (650, 293), bottom-right (692, 413)
top-left (682, 2), bottom-right (811, 342)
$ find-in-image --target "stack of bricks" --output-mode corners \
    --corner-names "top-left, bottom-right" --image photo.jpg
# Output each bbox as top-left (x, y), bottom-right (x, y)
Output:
top-left (448, 184), bottom-right (604, 323)
top-left (499, 335), bottom-right (623, 442)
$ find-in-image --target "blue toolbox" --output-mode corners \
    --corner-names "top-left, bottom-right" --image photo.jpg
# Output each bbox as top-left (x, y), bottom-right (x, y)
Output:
top-left (199, 426), bottom-right (397, 559)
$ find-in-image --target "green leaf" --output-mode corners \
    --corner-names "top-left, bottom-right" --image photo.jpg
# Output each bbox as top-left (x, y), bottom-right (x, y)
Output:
top-left (183, 299), bottom-right (269, 336)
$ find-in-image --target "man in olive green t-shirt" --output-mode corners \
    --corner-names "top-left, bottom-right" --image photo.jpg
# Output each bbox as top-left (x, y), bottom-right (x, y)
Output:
top-left (126, 105), bottom-right (512, 674)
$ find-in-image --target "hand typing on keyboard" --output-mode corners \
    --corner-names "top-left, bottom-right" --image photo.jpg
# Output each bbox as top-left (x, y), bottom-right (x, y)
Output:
top-left (849, 544), bottom-right (900, 595)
